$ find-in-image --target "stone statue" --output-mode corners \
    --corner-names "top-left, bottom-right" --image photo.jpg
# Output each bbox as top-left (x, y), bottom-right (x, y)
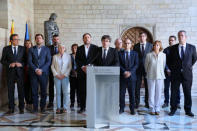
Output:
top-left (44, 13), bottom-right (59, 45)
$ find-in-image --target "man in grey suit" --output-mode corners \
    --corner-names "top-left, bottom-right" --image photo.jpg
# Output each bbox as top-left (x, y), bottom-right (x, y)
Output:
top-left (133, 32), bottom-right (153, 109)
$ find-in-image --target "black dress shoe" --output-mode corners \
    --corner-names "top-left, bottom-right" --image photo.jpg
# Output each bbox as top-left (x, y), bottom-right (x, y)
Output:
top-left (47, 103), bottom-right (53, 109)
top-left (177, 104), bottom-right (181, 109)
top-left (119, 109), bottom-right (124, 114)
top-left (168, 111), bottom-right (176, 116)
top-left (145, 104), bottom-right (149, 109)
top-left (130, 110), bottom-right (136, 115)
top-left (162, 103), bottom-right (168, 108)
top-left (6, 109), bottom-right (14, 114)
top-left (135, 104), bottom-right (139, 109)
top-left (186, 112), bottom-right (194, 117)
top-left (77, 109), bottom-right (85, 113)
top-left (19, 109), bottom-right (24, 114)
top-left (40, 108), bottom-right (46, 113)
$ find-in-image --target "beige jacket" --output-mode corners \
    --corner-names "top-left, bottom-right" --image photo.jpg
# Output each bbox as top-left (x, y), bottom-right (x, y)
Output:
top-left (145, 51), bottom-right (166, 80)
top-left (51, 53), bottom-right (72, 77)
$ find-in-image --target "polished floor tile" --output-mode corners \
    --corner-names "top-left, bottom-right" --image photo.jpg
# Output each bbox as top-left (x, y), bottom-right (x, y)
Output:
top-left (0, 89), bottom-right (197, 130)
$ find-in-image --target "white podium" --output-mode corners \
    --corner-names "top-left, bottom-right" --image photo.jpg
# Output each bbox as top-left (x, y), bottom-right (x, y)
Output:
top-left (86, 66), bottom-right (120, 128)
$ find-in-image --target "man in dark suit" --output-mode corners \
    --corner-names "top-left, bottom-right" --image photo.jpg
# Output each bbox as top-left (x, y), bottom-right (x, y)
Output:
top-left (162, 36), bottom-right (181, 108)
top-left (28, 34), bottom-right (51, 113)
top-left (1, 34), bottom-right (25, 114)
top-left (70, 43), bottom-right (80, 111)
top-left (168, 30), bottom-right (197, 117)
top-left (133, 32), bottom-right (153, 108)
top-left (76, 33), bottom-right (98, 113)
top-left (119, 38), bottom-right (139, 115)
top-left (47, 34), bottom-right (59, 109)
top-left (94, 35), bottom-right (119, 66)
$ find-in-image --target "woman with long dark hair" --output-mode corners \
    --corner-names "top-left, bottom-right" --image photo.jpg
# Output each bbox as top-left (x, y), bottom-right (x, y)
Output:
top-left (24, 40), bottom-right (33, 111)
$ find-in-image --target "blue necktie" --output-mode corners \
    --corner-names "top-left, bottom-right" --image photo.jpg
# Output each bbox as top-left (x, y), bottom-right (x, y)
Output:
top-left (55, 47), bottom-right (58, 54)
top-left (103, 49), bottom-right (107, 60)
top-left (14, 47), bottom-right (17, 57)
top-left (181, 46), bottom-right (184, 60)
top-left (125, 51), bottom-right (130, 69)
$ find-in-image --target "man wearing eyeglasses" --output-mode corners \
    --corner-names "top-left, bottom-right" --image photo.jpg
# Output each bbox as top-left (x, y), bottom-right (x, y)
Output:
top-left (162, 36), bottom-right (181, 109)
top-left (1, 34), bottom-right (26, 114)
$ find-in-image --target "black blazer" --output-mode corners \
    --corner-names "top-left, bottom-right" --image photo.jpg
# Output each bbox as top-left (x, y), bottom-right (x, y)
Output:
top-left (133, 42), bottom-right (153, 74)
top-left (75, 44), bottom-right (98, 78)
top-left (119, 50), bottom-right (139, 81)
top-left (94, 47), bottom-right (119, 66)
top-left (48, 45), bottom-right (58, 57)
top-left (169, 43), bottom-right (197, 81)
top-left (163, 46), bottom-right (171, 76)
top-left (1, 45), bottom-right (25, 77)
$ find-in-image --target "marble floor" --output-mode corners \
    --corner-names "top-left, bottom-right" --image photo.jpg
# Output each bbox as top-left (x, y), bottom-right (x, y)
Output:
top-left (1, 89), bottom-right (197, 131)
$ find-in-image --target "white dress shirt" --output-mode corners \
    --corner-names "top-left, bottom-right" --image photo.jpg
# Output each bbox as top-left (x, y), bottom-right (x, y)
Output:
top-left (124, 50), bottom-right (130, 59)
top-left (140, 42), bottom-right (146, 52)
top-left (84, 44), bottom-right (90, 57)
top-left (12, 45), bottom-right (18, 54)
top-left (178, 43), bottom-right (186, 58)
top-left (102, 47), bottom-right (109, 59)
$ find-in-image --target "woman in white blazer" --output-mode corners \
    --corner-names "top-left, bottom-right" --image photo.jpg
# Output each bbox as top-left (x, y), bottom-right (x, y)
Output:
top-left (51, 44), bottom-right (72, 114)
top-left (145, 40), bottom-right (166, 115)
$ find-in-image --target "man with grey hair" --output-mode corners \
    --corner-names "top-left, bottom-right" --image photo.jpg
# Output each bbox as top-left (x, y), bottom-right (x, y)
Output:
top-left (114, 38), bottom-right (124, 52)
top-left (168, 30), bottom-right (197, 117)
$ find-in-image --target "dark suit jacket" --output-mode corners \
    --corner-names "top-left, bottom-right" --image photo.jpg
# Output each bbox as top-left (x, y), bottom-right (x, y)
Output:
top-left (48, 45), bottom-right (58, 57)
top-left (28, 46), bottom-right (51, 75)
top-left (133, 42), bottom-right (153, 74)
top-left (169, 43), bottom-right (197, 81)
top-left (94, 47), bottom-right (119, 66)
top-left (1, 45), bottom-right (25, 77)
top-left (48, 45), bottom-right (58, 74)
top-left (163, 46), bottom-right (171, 77)
top-left (75, 44), bottom-right (98, 78)
top-left (119, 50), bottom-right (139, 81)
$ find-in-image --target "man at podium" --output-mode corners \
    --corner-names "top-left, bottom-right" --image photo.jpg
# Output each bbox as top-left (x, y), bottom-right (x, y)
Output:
top-left (94, 35), bottom-right (119, 66)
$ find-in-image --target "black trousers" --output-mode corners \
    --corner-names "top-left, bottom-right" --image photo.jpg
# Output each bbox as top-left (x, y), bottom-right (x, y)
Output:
top-left (24, 72), bottom-right (33, 104)
top-left (78, 77), bottom-right (86, 110)
top-left (170, 74), bottom-right (192, 113)
top-left (164, 75), bottom-right (180, 104)
top-left (70, 77), bottom-right (80, 106)
top-left (7, 71), bottom-right (24, 110)
top-left (120, 78), bottom-right (136, 111)
top-left (48, 72), bottom-right (54, 104)
top-left (135, 74), bottom-right (148, 106)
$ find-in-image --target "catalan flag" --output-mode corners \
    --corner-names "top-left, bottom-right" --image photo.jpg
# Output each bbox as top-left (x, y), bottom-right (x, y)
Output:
top-left (9, 20), bottom-right (15, 45)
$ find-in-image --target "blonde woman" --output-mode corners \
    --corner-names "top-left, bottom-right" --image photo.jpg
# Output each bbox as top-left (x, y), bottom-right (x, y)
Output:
top-left (51, 44), bottom-right (72, 114)
top-left (145, 40), bottom-right (166, 115)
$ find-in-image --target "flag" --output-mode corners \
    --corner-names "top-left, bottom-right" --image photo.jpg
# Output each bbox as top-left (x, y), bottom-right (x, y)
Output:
top-left (9, 20), bottom-right (14, 45)
top-left (25, 22), bottom-right (30, 41)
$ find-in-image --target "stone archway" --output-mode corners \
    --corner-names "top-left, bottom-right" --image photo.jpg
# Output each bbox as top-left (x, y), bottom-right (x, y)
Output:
top-left (121, 27), bottom-right (153, 44)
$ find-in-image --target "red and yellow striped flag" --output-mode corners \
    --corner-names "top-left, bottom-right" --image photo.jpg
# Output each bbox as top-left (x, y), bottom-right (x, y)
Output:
top-left (9, 20), bottom-right (15, 45)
